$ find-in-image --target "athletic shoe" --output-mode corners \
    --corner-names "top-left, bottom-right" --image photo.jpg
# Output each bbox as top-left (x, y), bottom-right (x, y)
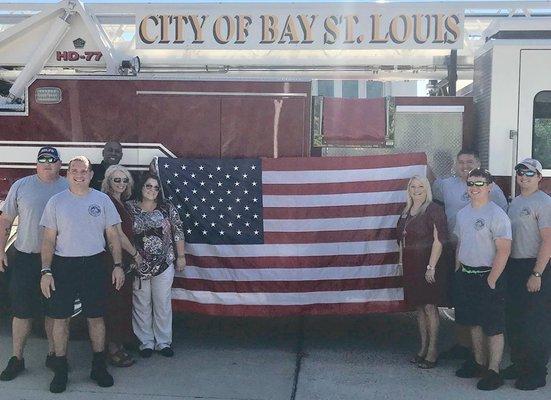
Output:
top-left (0, 357), bottom-right (25, 381)
top-left (477, 370), bottom-right (504, 391)
top-left (49, 356), bottom-right (68, 393)
top-left (455, 359), bottom-right (486, 378)
top-left (159, 347), bottom-right (174, 358)
top-left (90, 352), bottom-right (114, 388)
top-left (440, 344), bottom-right (471, 360)
top-left (140, 348), bottom-right (154, 358)
top-left (515, 375), bottom-right (546, 391)
top-left (500, 363), bottom-right (520, 380)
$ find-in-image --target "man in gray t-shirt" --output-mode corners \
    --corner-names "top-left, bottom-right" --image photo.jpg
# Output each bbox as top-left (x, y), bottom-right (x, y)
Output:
top-left (39, 156), bottom-right (123, 394)
top-left (453, 168), bottom-right (511, 391)
top-left (0, 146), bottom-right (68, 382)
top-left (502, 158), bottom-right (551, 390)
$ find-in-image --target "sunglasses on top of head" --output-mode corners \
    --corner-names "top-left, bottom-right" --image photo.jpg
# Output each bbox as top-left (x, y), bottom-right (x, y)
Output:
top-left (112, 177), bottom-right (129, 183)
top-left (516, 169), bottom-right (536, 177)
top-left (145, 183), bottom-right (160, 191)
top-left (37, 156), bottom-right (58, 164)
top-left (466, 180), bottom-right (488, 187)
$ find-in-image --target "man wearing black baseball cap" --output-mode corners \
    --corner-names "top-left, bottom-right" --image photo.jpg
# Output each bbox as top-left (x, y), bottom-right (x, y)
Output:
top-left (0, 146), bottom-right (68, 381)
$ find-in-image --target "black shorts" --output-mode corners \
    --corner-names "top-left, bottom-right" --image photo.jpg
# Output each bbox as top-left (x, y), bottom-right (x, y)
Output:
top-left (454, 267), bottom-right (506, 336)
top-left (7, 249), bottom-right (44, 319)
top-left (46, 253), bottom-right (108, 319)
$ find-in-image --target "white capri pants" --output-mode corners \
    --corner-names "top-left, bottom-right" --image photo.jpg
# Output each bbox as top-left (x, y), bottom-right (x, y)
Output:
top-left (132, 265), bottom-right (175, 351)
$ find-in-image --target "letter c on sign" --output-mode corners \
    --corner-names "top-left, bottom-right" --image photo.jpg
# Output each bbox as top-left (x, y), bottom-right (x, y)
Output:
top-left (139, 15), bottom-right (159, 45)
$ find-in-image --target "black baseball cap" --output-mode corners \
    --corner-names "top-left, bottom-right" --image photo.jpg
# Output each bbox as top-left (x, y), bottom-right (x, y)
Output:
top-left (37, 146), bottom-right (60, 161)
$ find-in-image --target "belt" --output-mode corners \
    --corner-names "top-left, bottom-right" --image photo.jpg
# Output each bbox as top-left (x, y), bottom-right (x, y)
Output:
top-left (461, 263), bottom-right (491, 274)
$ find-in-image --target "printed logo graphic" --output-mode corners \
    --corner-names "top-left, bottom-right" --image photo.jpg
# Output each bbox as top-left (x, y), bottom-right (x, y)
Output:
top-left (73, 38), bottom-right (86, 49)
top-left (520, 207), bottom-right (531, 217)
top-left (474, 218), bottom-right (486, 231)
top-left (462, 192), bottom-right (470, 202)
top-left (88, 204), bottom-right (101, 217)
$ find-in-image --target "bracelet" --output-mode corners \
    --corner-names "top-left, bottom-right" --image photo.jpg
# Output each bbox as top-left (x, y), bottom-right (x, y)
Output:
top-left (132, 249), bottom-right (138, 258)
top-left (177, 255), bottom-right (185, 259)
top-left (426, 265), bottom-right (435, 271)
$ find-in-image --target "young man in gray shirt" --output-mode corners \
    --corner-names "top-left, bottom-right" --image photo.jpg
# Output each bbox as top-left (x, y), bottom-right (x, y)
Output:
top-left (453, 168), bottom-right (511, 391)
top-left (39, 156), bottom-right (124, 393)
top-left (502, 158), bottom-right (551, 390)
top-left (0, 146), bottom-right (68, 381)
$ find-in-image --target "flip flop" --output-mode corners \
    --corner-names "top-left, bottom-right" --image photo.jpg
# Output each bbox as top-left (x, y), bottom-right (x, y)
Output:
top-left (108, 349), bottom-right (135, 367)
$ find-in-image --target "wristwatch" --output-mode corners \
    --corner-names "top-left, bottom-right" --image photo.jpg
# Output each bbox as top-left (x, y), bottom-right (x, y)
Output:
top-left (41, 267), bottom-right (52, 276)
top-left (426, 265), bottom-right (435, 271)
top-left (113, 262), bottom-right (122, 269)
top-left (531, 271), bottom-right (543, 278)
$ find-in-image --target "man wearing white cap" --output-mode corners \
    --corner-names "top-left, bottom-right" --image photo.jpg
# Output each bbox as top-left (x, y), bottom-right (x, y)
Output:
top-left (501, 158), bottom-right (551, 390)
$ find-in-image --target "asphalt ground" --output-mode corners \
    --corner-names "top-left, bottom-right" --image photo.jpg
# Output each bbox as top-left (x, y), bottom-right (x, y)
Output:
top-left (0, 312), bottom-right (549, 400)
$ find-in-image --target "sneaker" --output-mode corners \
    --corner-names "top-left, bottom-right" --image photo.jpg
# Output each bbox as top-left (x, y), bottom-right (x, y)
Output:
top-left (140, 348), bottom-right (154, 358)
top-left (440, 344), bottom-right (471, 360)
top-left (90, 352), bottom-right (114, 388)
top-left (0, 356), bottom-right (25, 381)
top-left (455, 359), bottom-right (486, 378)
top-left (515, 374), bottom-right (546, 391)
top-left (158, 347), bottom-right (174, 358)
top-left (49, 356), bottom-right (68, 394)
top-left (477, 370), bottom-right (504, 391)
top-left (500, 363), bottom-right (520, 380)
top-left (45, 353), bottom-right (55, 371)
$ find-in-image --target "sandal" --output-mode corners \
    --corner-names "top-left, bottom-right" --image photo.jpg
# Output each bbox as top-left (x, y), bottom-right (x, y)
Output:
top-left (108, 349), bottom-right (135, 367)
top-left (418, 359), bottom-right (438, 369)
top-left (409, 354), bottom-right (425, 364)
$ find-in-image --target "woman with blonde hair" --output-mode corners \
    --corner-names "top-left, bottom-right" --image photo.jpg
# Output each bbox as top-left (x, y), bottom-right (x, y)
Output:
top-left (396, 175), bottom-right (449, 369)
top-left (101, 165), bottom-right (142, 367)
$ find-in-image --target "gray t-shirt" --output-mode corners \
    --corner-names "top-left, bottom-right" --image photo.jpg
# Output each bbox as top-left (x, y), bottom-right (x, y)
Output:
top-left (508, 190), bottom-right (551, 259)
top-left (40, 189), bottom-right (121, 257)
top-left (433, 176), bottom-right (508, 234)
top-left (454, 202), bottom-right (512, 267)
top-left (1, 175), bottom-right (68, 253)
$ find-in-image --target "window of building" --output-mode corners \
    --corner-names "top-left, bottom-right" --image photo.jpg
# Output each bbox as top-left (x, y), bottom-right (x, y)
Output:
top-left (342, 81), bottom-right (358, 98)
top-left (366, 81), bottom-right (384, 98)
top-left (533, 91), bottom-right (551, 169)
top-left (317, 80), bottom-right (334, 97)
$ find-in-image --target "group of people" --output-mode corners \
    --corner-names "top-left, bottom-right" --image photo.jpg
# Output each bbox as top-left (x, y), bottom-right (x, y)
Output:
top-left (0, 144), bottom-right (185, 393)
top-left (398, 149), bottom-right (550, 391)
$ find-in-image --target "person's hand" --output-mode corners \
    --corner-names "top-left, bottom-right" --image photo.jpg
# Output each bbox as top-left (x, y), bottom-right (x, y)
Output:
top-left (175, 256), bottom-right (186, 272)
top-left (112, 266), bottom-right (125, 290)
top-left (487, 274), bottom-right (497, 290)
top-left (0, 251), bottom-right (7, 273)
top-left (41, 274), bottom-right (55, 298)
top-left (134, 252), bottom-right (143, 266)
top-left (526, 275), bottom-right (542, 293)
top-left (425, 268), bottom-right (436, 284)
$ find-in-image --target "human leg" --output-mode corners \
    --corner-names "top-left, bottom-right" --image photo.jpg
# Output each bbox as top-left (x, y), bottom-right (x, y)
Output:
top-left (424, 304), bottom-right (440, 363)
top-left (151, 266), bottom-right (175, 352)
top-left (133, 276), bottom-right (155, 351)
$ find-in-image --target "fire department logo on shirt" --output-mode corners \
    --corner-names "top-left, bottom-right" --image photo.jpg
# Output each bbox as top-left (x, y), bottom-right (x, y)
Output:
top-left (88, 204), bottom-right (101, 217)
top-left (474, 218), bottom-right (486, 231)
top-left (520, 207), bottom-right (531, 217)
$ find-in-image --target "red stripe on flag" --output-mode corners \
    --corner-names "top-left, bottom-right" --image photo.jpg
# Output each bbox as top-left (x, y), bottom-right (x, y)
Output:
top-left (263, 203), bottom-right (404, 219)
top-left (262, 153), bottom-right (427, 171)
top-left (185, 253), bottom-right (399, 269)
top-left (263, 179), bottom-right (408, 195)
top-left (264, 228), bottom-right (396, 244)
top-left (172, 300), bottom-right (410, 316)
top-left (173, 276), bottom-right (403, 293)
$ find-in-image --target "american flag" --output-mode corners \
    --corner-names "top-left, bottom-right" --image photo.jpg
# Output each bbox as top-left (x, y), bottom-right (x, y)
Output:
top-left (158, 153), bottom-right (427, 316)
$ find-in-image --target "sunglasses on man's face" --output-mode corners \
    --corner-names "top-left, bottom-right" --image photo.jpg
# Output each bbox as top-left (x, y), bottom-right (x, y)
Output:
top-left (37, 156), bottom-right (57, 164)
top-left (466, 180), bottom-right (488, 187)
top-left (145, 183), bottom-right (160, 191)
top-left (112, 177), bottom-right (129, 183)
top-left (516, 169), bottom-right (536, 177)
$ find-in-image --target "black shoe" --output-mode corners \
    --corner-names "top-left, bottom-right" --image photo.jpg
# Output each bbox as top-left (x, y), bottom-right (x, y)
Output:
top-left (90, 352), bottom-right (114, 388)
top-left (140, 348), bottom-right (154, 358)
top-left (500, 363), bottom-right (520, 380)
top-left (477, 370), bottom-right (504, 391)
top-left (515, 374), bottom-right (546, 391)
top-left (50, 356), bottom-right (68, 393)
top-left (158, 347), bottom-right (174, 358)
top-left (45, 353), bottom-right (55, 371)
top-left (440, 344), bottom-right (470, 360)
top-left (455, 359), bottom-right (486, 378)
top-left (0, 356), bottom-right (25, 381)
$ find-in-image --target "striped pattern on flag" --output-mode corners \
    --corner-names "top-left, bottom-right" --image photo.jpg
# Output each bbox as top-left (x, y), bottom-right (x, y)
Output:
top-left (170, 153), bottom-right (427, 316)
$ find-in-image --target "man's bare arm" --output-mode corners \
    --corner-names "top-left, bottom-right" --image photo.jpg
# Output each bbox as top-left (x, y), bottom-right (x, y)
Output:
top-left (0, 214), bottom-right (15, 271)
top-left (488, 238), bottom-right (511, 288)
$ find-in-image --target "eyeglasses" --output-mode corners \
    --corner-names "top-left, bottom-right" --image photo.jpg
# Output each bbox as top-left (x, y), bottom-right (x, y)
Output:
top-left (112, 177), bottom-right (129, 183)
top-left (466, 180), bottom-right (488, 187)
top-left (145, 183), bottom-right (160, 191)
top-left (516, 169), bottom-right (536, 177)
top-left (37, 156), bottom-right (58, 164)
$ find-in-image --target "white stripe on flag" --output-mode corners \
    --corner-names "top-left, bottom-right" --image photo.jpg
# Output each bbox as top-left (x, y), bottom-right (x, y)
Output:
top-left (262, 191), bottom-right (406, 208)
top-left (172, 287), bottom-right (404, 305)
top-left (263, 215), bottom-right (400, 232)
top-left (185, 240), bottom-right (399, 257)
top-left (262, 165), bottom-right (426, 184)
top-left (177, 264), bottom-right (402, 281)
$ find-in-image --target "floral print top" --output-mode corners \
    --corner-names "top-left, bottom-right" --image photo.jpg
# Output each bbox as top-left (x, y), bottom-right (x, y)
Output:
top-left (126, 200), bottom-right (185, 278)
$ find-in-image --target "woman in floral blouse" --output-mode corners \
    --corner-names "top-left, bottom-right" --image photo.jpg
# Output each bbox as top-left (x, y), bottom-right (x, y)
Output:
top-left (127, 173), bottom-right (185, 358)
